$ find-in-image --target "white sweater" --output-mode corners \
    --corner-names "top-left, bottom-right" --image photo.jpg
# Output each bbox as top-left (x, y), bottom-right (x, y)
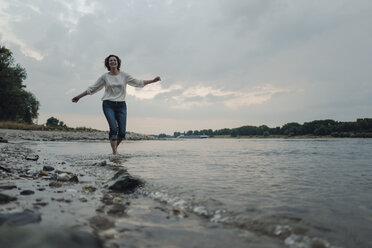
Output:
top-left (86, 72), bottom-right (144, 101)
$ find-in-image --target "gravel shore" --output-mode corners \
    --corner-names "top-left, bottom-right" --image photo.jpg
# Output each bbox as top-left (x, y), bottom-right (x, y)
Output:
top-left (0, 129), bottom-right (154, 142)
top-left (0, 129), bottom-right (261, 248)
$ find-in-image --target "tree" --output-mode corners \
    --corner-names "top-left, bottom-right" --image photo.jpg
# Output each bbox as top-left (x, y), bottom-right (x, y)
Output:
top-left (281, 122), bottom-right (302, 136)
top-left (46, 117), bottom-right (67, 127)
top-left (158, 133), bottom-right (167, 138)
top-left (46, 117), bottom-right (59, 126)
top-left (0, 46), bottom-right (39, 123)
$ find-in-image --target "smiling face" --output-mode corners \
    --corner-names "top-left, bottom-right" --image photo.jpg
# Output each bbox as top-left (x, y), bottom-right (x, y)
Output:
top-left (104, 55), bottom-right (121, 71)
top-left (108, 56), bottom-right (118, 70)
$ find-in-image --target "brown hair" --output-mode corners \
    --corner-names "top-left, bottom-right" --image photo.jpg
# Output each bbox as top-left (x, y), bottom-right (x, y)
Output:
top-left (104, 54), bottom-right (121, 71)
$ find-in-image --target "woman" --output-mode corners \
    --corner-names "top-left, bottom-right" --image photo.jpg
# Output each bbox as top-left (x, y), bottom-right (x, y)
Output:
top-left (72, 54), bottom-right (160, 154)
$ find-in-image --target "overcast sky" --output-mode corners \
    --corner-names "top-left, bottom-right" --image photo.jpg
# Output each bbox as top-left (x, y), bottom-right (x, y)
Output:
top-left (1, 0), bottom-right (371, 134)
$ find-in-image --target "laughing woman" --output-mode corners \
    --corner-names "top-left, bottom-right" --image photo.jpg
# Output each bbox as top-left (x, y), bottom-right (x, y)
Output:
top-left (72, 54), bottom-right (161, 154)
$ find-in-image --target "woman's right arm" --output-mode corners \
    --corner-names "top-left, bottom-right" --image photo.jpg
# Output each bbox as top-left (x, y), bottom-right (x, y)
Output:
top-left (72, 75), bottom-right (105, 103)
top-left (72, 91), bottom-right (88, 103)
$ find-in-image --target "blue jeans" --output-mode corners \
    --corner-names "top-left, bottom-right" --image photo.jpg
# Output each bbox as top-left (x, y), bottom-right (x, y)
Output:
top-left (102, 100), bottom-right (127, 141)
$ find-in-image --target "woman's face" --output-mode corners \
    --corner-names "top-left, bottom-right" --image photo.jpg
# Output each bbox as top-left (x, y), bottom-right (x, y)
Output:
top-left (108, 56), bottom-right (118, 69)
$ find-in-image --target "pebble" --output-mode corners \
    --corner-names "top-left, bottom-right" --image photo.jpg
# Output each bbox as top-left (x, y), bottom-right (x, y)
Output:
top-left (52, 197), bottom-right (65, 202)
top-left (33, 202), bottom-right (48, 207)
top-left (39, 171), bottom-right (48, 176)
top-left (49, 182), bottom-right (62, 188)
top-left (0, 185), bottom-right (17, 190)
top-left (0, 166), bottom-right (11, 173)
top-left (43, 165), bottom-right (55, 171)
top-left (25, 155), bottom-right (39, 161)
top-left (102, 228), bottom-right (119, 238)
top-left (89, 215), bottom-right (115, 230)
top-left (57, 173), bottom-right (70, 181)
top-left (82, 185), bottom-right (97, 192)
top-left (20, 190), bottom-right (35, 195)
top-left (113, 197), bottom-right (123, 203)
top-left (173, 207), bottom-right (189, 218)
top-left (57, 173), bottom-right (79, 183)
top-left (107, 204), bottom-right (127, 216)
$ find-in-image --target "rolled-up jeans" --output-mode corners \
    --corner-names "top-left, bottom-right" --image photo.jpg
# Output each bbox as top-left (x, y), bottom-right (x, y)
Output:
top-left (102, 100), bottom-right (127, 141)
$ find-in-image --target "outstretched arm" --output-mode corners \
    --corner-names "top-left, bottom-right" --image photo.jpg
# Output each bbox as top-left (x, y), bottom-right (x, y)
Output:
top-left (144, 76), bottom-right (161, 86)
top-left (72, 91), bottom-right (88, 103)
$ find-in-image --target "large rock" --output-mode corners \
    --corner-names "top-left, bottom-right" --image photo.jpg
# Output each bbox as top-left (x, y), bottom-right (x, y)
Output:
top-left (108, 169), bottom-right (144, 193)
top-left (0, 210), bottom-right (41, 226)
top-left (0, 193), bottom-right (17, 204)
top-left (0, 226), bottom-right (103, 248)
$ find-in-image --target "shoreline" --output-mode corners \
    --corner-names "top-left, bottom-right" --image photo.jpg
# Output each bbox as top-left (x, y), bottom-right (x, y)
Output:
top-left (0, 130), bottom-right (280, 247)
top-left (0, 128), bottom-right (154, 142)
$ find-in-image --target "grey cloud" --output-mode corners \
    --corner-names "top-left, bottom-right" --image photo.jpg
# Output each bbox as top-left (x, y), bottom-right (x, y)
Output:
top-left (1, 0), bottom-right (371, 131)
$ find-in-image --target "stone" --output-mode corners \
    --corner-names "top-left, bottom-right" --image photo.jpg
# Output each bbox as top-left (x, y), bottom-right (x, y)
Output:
top-left (57, 173), bottom-right (78, 183)
top-left (113, 197), bottom-right (123, 203)
top-left (82, 185), bottom-right (97, 192)
top-left (173, 207), bottom-right (188, 218)
top-left (33, 202), bottom-right (48, 207)
top-left (0, 185), bottom-right (17, 190)
top-left (0, 193), bottom-right (17, 204)
top-left (0, 137), bottom-right (8, 143)
top-left (49, 182), bottom-right (62, 188)
top-left (102, 228), bottom-right (118, 238)
top-left (43, 165), bottom-right (55, 171)
top-left (57, 173), bottom-right (70, 181)
top-left (108, 169), bottom-right (144, 193)
top-left (0, 210), bottom-right (41, 226)
top-left (89, 216), bottom-right (115, 230)
top-left (25, 155), bottom-right (39, 161)
top-left (19, 174), bottom-right (33, 179)
top-left (107, 204), bottom-right (127, 216)
top-left (0, 226), bottom-right (103, 248)
top-left (94, 161), bottom-right (107, 167)
top-left (111, 169), bottom-right (128, 180)
top-left (68, 175), bottom-right (79, 183)
top-left (52, 197), bottom-right (65, 202)
top-left (20, 190), bottom-right (35, 195)
top-left (39, 171), bottom-right (49, 176)
top-left (0, 166), bottom-right (11, 173)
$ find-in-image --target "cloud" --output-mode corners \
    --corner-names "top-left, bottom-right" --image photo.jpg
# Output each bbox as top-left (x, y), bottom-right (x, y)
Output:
top-left (170, 84), bottom-right (287, 109)
top-left (1, 0), bottom-right (371, 134)
top-left (126, 82), bottom-right (287, 110)
top-left (127, 83), bottom-right (183, 100)
top-left (0, 2), bottom-right (44, 60)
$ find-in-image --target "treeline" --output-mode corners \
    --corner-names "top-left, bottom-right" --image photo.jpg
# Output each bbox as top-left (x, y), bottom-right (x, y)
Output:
top-left (0, 45), bottom-right (39, 123)
top-left (174, 118), bottom-right (372, 138)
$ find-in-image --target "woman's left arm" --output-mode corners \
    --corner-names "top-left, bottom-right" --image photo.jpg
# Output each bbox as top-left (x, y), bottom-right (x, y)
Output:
top-left (144, 76), bottom-right (161, 86)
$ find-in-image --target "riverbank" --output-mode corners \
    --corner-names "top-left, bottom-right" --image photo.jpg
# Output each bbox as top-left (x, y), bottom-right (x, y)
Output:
top-left (0, 128), bottom-right (154, 142)
top-left (0, 130), bottom-right (282, 247)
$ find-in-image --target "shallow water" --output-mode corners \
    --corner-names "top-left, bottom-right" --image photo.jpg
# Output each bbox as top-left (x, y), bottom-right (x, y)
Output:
top-left (31, 138), bottom-right (372, 248)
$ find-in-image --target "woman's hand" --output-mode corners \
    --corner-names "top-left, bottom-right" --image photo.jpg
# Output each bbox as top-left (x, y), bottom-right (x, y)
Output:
top-left (72, 91), bottom-right (87, 103)
top-left (153, 76), bottom-right (161, 82)
top-left (144, 76), bottom-right (161, 86)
